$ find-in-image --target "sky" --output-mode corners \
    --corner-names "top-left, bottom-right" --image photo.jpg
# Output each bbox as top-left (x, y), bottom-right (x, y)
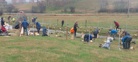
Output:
top-left (5, 0), bottom-right (30, 3)
top-left (5, 0), bottom-right (40, 3)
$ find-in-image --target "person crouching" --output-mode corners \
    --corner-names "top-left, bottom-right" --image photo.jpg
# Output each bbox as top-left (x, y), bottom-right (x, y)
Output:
top-left (121, 31), bottom-right (132, 49)
top-left (109, 29), bottom-right (118, 40)
top-left (99, 35), bottom-right (114, 49)
top-left (93, 28), bottom-right (100, 39)
top-left (83, 33), bottom-right (93, 43)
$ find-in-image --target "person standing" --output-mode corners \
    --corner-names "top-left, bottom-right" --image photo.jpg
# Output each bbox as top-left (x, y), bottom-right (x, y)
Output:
top-left (21, 19), bottom-right (29, 36)
top-left (1, 17), bottom-right (5, 26)
top-left (73, 21), bottom-right (79, 37)
top-left (114, 21), bottom-right (120, 30)
top-left (61, 20), bottom-right (64, 27)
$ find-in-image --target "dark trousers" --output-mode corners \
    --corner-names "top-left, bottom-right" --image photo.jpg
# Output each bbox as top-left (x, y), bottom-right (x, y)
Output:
top-left (126, 37), bottom-right (132, 49)
top-left (123, 37), bottom-right (132, 49)
top-left (116, 26), bottom-right (119, 30)
top-left (123, 42), bottom-right (127, 49)
top-left (74, 29), bottom-right (77, 37)
top-left (93, 34), bottom-right (97, 38)
top-left (61, 23), bottom-right (64, 27)
top-left (37, 28), bottom-right (40, 33)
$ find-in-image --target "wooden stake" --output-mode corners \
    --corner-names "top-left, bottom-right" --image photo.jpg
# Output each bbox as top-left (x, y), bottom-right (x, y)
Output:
top-left (118, 29), bottom-right (121, 50)
top-left (85, 20), bottom-right (87, 28)
top-left (66, 27), bottom-right (68, 40)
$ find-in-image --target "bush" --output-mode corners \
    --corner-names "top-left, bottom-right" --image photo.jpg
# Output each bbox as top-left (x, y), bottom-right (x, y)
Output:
top-left (70, 6), bottom-right (75, 13)
top-left (31, 1), bottom-right (46, 13)
top-left (0, 10), bottom-right (3, 16)
top-left (6, 4), bottom-right (18, 13)
top-left (113, 1), bottom-right (128, 13)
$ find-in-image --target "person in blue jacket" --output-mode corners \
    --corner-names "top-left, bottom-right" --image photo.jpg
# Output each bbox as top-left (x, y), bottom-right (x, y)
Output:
top-left (42, 27), bottom-right (48, 36)
top-left (21, 19), bottom-right (29, 36)
top-left (36, 22), bottom-right (41, 33)
top-left (109, 29), bottom-right (118, 40)
top-left (121, 31), bottom-right (132, 49)
top-left (84, 33), bottom-right (93, 42)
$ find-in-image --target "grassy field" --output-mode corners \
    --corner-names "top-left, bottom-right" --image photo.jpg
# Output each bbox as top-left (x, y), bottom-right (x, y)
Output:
top-left (23, 14), bottom-right (138, 35)
top-left (23, 14), bottom-right (138, 29)
top-left (0, 35), bottom-right (137, 62)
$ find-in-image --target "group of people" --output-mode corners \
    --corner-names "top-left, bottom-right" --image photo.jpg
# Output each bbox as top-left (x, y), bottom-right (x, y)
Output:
top-left (69, 20), bottom-right (134, 49)
top-left (0, 16), bottom-right (16, 36)
top-left (0, 17), bottom-right (7, 34)
top-left (21, 17), bottom-right (48, 36)
top-left (0, 15), bottom-right (135, 49)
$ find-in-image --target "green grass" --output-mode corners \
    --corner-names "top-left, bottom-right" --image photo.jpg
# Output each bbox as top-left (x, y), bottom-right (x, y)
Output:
top-left (0, 36), bottom-right (137, 62)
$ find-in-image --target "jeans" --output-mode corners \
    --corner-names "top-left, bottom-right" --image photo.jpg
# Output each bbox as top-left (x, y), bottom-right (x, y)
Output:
top-left (23, 28), bottom-right (28, 36)
top-left (123, 42), bottom-right (127, 49)
top-left (126, 37), bottom-right (132, 49)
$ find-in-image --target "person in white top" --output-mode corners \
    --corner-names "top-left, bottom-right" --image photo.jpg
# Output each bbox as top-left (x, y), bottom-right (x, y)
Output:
top-left (99, 35), bottom-right (114, 49)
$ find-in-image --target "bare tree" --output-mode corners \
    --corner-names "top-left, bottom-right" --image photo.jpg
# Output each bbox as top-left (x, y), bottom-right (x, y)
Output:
top-left (31, 0), bottom-right (46, 13)
top-left (99, 0), bottom-right (108, 12)
top-left (113, 0), bottom-right (128, 13)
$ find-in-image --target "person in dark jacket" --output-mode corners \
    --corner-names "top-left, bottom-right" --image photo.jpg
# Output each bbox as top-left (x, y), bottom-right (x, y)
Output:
top-left (32, 17), bottom-right (37, 24)
top-left (74, 21), bottom-right (79, 37)
top-left (114, 21), bottom-right (119, 30)
top-left (21, 19), bottom-right (29, 36)
top-left (61, 20), bottom-right (64, 27)
top-left (122, 31), bottom-right (130, 36)
top-left (93, 28), bottom-right (100, 39)
top-left (1, 17), bottom-right (5, 26)
top-left (121, 32), bottom-right (132, 49)
top-left (36, 22), bottom-right (41, 33)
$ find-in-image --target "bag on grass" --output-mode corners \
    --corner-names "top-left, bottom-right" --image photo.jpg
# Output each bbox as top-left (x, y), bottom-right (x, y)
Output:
top-left (70, 27), bottom-right (74, 34)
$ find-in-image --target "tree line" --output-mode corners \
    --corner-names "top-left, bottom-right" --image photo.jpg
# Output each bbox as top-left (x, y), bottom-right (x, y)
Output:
top-left (98, 0), bottom-right (138, 13)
